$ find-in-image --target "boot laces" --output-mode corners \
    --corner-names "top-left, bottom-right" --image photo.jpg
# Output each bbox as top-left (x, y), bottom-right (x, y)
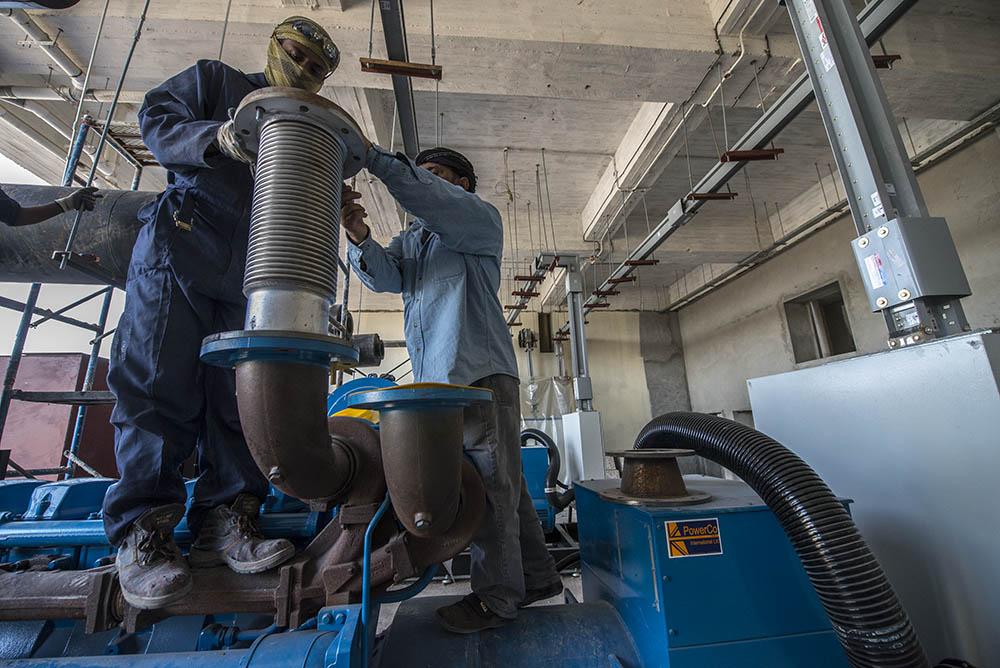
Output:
top-left (234, 512), bottom-right (263, 540)
top-left (137, 528), bottom-right (177, 565)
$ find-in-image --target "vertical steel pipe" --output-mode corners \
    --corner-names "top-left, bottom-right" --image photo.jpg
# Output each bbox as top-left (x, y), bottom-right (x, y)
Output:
top-left (64, 287), bottom-right (113, 479)
top-left (0, 283), bottom-right (41, 444)
top-left (58, 0), bottom-right (151, 268)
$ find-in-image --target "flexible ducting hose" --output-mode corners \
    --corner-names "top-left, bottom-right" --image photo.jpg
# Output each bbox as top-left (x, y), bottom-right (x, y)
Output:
top-left (634, 412), bottom-right (928, 668)
top-left (521, 428), bottom-right (574, 511)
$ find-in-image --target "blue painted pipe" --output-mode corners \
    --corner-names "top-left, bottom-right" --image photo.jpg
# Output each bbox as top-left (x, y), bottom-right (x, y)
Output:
top-left (361, 496), bottom-right (390, 668)
top-left (374, 564), bottom-right (438, 605)
top-left (0, 629), bottom-right (344, 668)
top-left (0, 513), bottom-right (321, 548)
top-left (61, 121), bottom-right (90, 187)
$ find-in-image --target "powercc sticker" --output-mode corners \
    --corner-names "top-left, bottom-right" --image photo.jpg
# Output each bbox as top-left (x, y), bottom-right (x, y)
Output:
top-left (666, 518), bottom-right (723, 558)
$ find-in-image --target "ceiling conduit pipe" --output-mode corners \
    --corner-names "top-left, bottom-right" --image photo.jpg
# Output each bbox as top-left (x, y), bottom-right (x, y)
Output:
top-left (1, 99), bottom-right (114, 178)
top-left (0, 86), bottom-right (147, 104)
top-left (4, 9), bottom-right (85, 89)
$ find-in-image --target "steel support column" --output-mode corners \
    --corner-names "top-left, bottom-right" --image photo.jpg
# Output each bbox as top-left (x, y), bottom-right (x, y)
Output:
top-left (784, 0), bottom-right (970, 347)
top-left (0, 284), bottom-right (40, 445)
top-left (375, 0), bottom-right (420, 157)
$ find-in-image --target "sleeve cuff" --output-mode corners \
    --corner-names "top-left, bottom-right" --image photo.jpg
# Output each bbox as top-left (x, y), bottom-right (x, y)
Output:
top-left (365, 144), bottom-right (432, 185)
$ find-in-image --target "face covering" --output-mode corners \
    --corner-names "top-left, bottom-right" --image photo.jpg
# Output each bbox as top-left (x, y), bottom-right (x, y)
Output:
top-left (264, 17), bottom-right (339, 93)
top-left (265, 36), bottom-right (324, 92)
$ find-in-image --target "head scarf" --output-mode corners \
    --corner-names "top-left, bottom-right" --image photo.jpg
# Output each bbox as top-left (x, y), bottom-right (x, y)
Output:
top-left (416, 147), bottom-right (478, 192)
top-left (265, 17), bottom-right (340, 93)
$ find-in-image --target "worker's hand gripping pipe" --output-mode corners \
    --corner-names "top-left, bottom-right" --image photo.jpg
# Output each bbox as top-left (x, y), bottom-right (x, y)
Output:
top-left (634, 412), bottom-right (927, 668)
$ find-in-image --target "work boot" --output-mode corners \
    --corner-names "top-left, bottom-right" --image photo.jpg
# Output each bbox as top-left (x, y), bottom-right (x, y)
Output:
top-left (519, 580), bottom-right (564, 608)
top-left (116, 504), bottom-right (191, 610)
top-left (436, 593), bottom-right (512, 634)
top-left (188, 494), bottom-right (295, 574)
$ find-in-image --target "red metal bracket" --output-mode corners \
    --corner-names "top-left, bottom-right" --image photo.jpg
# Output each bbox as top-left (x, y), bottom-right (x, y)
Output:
top-left (720, 148), bottom-right (784, 163)
top-left (360, 57), bottom-right (443, 80)
top-left (872, 54), bottom-right (902, 69)
top-left (686, 192), bottom-right (739, 201)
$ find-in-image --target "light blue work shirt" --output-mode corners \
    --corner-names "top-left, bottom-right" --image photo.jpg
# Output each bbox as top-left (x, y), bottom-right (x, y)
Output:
top-left (347, 146), bottom-right (519, 386)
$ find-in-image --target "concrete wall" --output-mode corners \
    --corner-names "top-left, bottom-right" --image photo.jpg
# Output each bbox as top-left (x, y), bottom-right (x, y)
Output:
top-left (678, 131), bottom-right (1000, 415)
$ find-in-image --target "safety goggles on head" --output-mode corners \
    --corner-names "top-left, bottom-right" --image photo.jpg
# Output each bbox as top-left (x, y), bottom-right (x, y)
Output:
top-left (290, 20), bottom-right (340, 73)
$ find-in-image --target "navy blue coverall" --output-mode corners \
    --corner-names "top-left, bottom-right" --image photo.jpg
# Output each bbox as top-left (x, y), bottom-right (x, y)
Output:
top-left (102, 60), bottom-right (269, 545)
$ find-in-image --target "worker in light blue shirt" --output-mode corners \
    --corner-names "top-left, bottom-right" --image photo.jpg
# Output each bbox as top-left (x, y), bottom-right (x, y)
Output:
top-left (344, 145), bottom-right (562, 633)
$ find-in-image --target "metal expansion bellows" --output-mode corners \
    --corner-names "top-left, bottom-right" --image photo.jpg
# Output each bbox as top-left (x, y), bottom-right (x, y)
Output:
top-left (245, 118), bottom-right (344, 299)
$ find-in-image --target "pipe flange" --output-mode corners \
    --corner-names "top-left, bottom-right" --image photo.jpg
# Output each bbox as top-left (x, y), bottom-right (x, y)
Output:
top-left (233, 87), bottom-right (368, 178)
top-left (598, 487), bottom-right (713, 507)
top-left (200, 329), bottom-right (359, 368)
top-left (344, 384), bottom-right (493, 411)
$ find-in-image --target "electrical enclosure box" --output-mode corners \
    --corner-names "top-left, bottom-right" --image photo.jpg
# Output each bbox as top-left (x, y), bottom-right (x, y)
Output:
top-left (576, 477), bottom-right (849, 668)
top-left (851, 217), bottom-right (971, 310)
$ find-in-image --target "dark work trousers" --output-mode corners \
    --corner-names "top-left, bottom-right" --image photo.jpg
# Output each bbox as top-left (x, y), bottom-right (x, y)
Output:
top-left (464, 374), bottom-right (561, 619)
top-left (102, 266), bottom-right (268, 545)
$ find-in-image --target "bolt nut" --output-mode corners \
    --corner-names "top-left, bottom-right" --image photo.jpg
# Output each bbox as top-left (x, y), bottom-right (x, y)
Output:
top-left (858, 237), bottom-right (870, 248)
top-left (334, 612), bottom-right (347, 624)
top-left (414, 512), bottom-right (432, 530)
top-left (877, 226), bottom-right (889, 238)
top-left (320, 612), bottom-right (334, 625)
top-left (875, 297), bottom-right (889, 308)
top-left (898, 289), bottom-right (911, 300)
top-left (888, 339), bottom-right (898, 348)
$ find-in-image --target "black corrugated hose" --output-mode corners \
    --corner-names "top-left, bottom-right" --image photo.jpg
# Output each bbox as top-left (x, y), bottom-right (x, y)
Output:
top-left (634, 412), bottom-right (928, 668)
top-left (521, 428), bottom-right (575, 511)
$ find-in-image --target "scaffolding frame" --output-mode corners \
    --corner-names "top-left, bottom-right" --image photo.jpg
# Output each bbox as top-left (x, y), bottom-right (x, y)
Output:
top-left (0, 2), bottom-right (152, 480)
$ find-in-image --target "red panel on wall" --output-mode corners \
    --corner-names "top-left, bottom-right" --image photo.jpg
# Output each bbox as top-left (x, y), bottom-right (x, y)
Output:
top-left (0, 353), bottom-right (115, 479)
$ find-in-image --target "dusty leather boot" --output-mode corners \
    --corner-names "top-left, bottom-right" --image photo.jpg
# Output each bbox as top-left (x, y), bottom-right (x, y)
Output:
top-left (116, 504), bottom-right (191, 610)
top-left (188, 494), bottom-right (295, 574)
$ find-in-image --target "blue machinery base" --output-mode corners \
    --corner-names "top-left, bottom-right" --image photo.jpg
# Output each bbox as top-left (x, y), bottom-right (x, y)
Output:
top-left (1, 474), bottom-right (852, 666)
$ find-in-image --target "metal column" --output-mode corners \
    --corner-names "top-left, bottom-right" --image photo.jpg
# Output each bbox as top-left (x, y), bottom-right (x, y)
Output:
top-left (562, 260), bottom-right (593, 411)
top-left (63, 287), bottom-right (113, 479)
top-left (784, 0), bottom-right (971, 347)
top-left (0, 283), bottom-right (41, 446)
top-left (375, 0), bottom-right (420, 157)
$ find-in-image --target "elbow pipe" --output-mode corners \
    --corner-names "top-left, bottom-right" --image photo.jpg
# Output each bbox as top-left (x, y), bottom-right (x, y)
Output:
top-left (634, 412), bottom-right (927, 668)
top-left (521, 428), bottom-right (574, 511)
top-left (235, 361), bottom-right (355, 504)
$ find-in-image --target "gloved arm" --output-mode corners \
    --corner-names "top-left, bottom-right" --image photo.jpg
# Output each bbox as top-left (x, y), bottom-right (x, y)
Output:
top-left (1, 187), bottom-right (100, 227)
top-left (365, 145), bottom-right (503, 256)
top-left (138, 60), bottom-right (232, 172)
top-left (216, 120), bottom-right (253, 163)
